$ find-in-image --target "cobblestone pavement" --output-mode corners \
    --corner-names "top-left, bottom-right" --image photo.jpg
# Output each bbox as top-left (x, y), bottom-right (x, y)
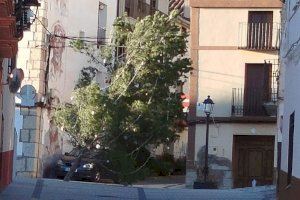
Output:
top-left (0, 177), bottom-right (276, 200)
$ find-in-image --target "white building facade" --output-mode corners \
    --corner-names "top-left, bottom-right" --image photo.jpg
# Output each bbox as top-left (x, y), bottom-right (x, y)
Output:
top-left (278, 0), bottom-right (300, 199)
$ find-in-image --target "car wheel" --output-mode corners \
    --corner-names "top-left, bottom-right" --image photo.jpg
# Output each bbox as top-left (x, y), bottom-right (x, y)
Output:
top-left (94, 172), bottom-right (101, 182)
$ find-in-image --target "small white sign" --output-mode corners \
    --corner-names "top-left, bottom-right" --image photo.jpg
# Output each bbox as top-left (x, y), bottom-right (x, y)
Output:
top-left (196, 102), bottom-right (204, 117)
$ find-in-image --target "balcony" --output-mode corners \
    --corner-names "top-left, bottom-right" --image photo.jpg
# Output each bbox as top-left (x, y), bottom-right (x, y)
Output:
top-left (231, 87), bottom-right (278, 117)
top-left (238, 22), bottom-right (281, 50)
top-left (232, 60), bottom-right (279, 117)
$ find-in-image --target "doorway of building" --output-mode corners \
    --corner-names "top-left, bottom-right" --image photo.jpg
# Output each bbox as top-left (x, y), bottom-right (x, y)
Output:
top-left (233, 135), bottom-right (274, 188)
top-left (244, 63), bottom-right (272, 116)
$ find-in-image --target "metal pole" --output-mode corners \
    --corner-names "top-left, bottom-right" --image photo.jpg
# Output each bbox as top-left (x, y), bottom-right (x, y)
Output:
top-left (204, 113), bottom-right (210, 183)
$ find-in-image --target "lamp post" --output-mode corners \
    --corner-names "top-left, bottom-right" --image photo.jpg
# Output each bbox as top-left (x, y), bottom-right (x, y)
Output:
top-left (202, 95), bottom-right (214, 183)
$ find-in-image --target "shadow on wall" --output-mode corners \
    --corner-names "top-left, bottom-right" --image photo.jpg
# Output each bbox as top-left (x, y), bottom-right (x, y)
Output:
top-left (196, 146), bottom-right (232, 188)
top-left (42, 121), bottom-right (63, 178)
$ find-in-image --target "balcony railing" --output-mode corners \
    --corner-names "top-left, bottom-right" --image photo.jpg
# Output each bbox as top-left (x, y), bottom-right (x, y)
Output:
top-left (238, 22), bottom-right (281, 50)
top-left (232, 87), bottom-right (278, 117)
top-left (232, 60), bottom-right (279, 117)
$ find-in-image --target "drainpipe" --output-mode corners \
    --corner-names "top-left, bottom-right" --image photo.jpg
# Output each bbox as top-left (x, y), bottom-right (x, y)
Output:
top-left (117, 0), bottom-right (120, 17)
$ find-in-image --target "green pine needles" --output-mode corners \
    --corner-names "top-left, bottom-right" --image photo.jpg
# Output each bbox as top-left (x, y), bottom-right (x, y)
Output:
top-left (54, 11), bottom-right (191, 183)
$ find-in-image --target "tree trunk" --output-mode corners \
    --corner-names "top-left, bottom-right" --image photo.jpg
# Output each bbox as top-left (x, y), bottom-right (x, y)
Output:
top-left (63, 149), bottom-right (84, 182)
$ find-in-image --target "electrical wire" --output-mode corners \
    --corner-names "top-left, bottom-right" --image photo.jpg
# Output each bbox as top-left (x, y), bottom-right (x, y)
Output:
top-left (31, 9), bottom-right (111, 44)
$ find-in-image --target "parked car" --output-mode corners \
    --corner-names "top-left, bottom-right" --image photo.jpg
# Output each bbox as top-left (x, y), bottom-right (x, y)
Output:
top-left (55, 148), bottom-right (119, 183)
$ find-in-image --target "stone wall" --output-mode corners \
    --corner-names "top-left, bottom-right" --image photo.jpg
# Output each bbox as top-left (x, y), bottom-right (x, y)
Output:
top-left (15, 107), bottom-right (43, 178)
top-left (14, 0), bottom-right (48, 178)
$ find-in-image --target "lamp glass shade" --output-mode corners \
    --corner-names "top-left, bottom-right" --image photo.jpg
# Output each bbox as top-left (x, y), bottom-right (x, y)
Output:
top-left (203, 95), bottom-right (214, 115)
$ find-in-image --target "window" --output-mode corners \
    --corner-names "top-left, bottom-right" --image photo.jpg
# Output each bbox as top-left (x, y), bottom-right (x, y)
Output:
top-left (287, 111), bottom-right (295, 185)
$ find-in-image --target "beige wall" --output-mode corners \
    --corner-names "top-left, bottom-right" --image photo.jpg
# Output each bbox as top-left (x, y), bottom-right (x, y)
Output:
top-left (173, 129), bottom-right (188, 158)
top-left (198, 8), bottom-right (281, 47)
top-left (195, 8), bottom-right (280, 117)
top-left (186, 6), bottom-right (280, 188)
top-left (196, 50), bottom-right (278, 117)
top-left (195, 123), bottom-right (277, 165)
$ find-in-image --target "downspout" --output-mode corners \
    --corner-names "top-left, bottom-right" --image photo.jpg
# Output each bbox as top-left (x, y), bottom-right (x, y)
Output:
top-left (117, 0), bottom-right (120, 17)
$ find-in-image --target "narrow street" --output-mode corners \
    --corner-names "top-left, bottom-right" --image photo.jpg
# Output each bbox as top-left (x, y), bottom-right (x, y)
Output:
top-left (0, 178), bottom-right (275, 200)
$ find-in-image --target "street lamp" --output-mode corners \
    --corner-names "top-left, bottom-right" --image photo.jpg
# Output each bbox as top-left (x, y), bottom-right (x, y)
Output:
top-left (202, 95), bottom-right (214, 183)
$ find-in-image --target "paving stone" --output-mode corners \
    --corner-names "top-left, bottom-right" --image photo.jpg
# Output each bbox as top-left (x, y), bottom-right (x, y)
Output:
top-left (0, 178), bottom-right (276, 200)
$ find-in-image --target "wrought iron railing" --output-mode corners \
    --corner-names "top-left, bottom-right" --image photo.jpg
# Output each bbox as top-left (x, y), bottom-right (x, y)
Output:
top-left (232, 60), bottom-right (279, 117)
top-left (232, 87), bottom-right (278, 116)
top-left (238, 22), bottom-right (281, 50)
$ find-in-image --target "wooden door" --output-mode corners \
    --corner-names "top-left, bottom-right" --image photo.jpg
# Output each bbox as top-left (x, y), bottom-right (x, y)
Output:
top-left (248, 11), bottom-right (273, 49)
top-left (233, 135), bottom-right (274, 188)
top-left (244, 64), bottom-right (271, 116)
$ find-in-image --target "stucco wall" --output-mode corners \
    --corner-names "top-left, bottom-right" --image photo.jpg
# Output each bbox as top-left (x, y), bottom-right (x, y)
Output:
top-left (280, 0), bottom-right (300, 178)
top-left (196, 50), bottom-right (279, 118)
top-left (199, 8), bottom-right (281, 47)
top-left (187, 6), bottom-right (280, 188)
top-left (196, 8), bottom-right (281, 118)
top-left (195, 123), bottom-right (277, 164)
top-left (192, 123), bottom-right (276, 188)
top-left (46, 0), bottom-right (107, 103)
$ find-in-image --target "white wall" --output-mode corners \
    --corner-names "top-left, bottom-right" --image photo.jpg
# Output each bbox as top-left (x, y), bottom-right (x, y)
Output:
top-left (280, 0), bottom-right (300, 178)
top-left (47, 0), bottom-right (107, 103)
